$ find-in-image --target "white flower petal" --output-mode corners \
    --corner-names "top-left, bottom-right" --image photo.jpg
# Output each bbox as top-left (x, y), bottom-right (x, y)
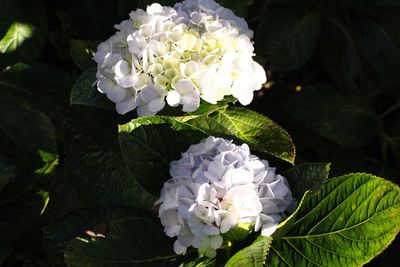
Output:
top-left (116, 74), bottom-right (139, 88)
top-left (115, 96), bottom-right (138, 115)
top-left (261, 223), bottom-right (277, 237)
top-left (166, 90), bottom-right (181, 107)
top-left (137, 105), bottom-right (155, 117)
top-left (147, 3), bottom-right (163, 15)
top-left (106, 85), bottom-right (126, 102)
top-left (113, 59), bottom-right (130, 78)
top-left (209, 235), bottom-right (223, 249)
top-left (97, 78), bottom-right (114, 94)
top-left (148, 97), bottom-right (166, 112)
top-left (173, 240), bottom-right (187, 254)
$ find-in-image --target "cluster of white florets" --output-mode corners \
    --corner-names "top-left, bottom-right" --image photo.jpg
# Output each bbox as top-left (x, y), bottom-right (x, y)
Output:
top-left (156, 137), bottom-right (293, 257)
top-left (94, 0), bottom-right (266, 116)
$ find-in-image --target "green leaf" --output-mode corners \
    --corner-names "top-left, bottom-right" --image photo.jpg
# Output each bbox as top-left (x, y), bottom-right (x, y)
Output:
top-left (198, 107), bottom-right (295, 164)
top-left (283, 85), bottom-right (382, 147)
top-left (0, 91), bottom-right (57, 156)
top-left (70, 40), bottom-right (98, 70)
top-left (0, 152), bottom-right (57, 246)
top-left (321, 18), bottom-right (361, 90)
top-left (118, 117), bottom-right (206, 194)
top-left (182, 257), bottom-right (216, 267)
top-left (64, 121), bottom-right (155, 209)
top-left (274, 163), bottom-right (330, 238)
top-left (256, 5), bottom-right (321, 71)
top-left (187, 97), bottom-right (236, 117)
top-left (0, 22), bottom-right (34, 53)
top-left (0, 156), bottom-right (15, 191)
top-left (225, 236), bottom-right (272, 267)
top-left (185, 116), bottom-right (232, 137)
top-left (125, 116), bottom-right (201, 131)
top-left (0, 190), bottom-right (46, 242)
top-left (42, 171), bottom-right (87, 223)
top-left (0, 63), bottom-right (72, 109)
top-left (158, 96), bottom-right (236, 118)
top-left (0, 0), bottom-right (47, 68)
top-left (70, 68), bottom-right (114, 110)
top-left (283, 162), bottom-right (330, 200)
top-left (273, 191), bottom-right (312, 240)
top-left (351, 14), bottom-right (400, 82)
top-left (43, 207), bottom-right (141, 267)
top-left (267, 173), bottom-right (400, 266)
top-left (223, 222), bottom-right (254, 242)
top-left (64, 216), bottom-right (186, 267)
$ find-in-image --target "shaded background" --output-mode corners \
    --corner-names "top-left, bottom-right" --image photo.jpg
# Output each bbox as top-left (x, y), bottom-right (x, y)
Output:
top-left (0, 0), bottom-right (399, 266)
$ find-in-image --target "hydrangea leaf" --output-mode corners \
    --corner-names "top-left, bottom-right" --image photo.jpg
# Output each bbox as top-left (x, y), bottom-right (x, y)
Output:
top-left (182, 257), bottom-right (216, 267)
top-left (0, 22), bottom-right (34, 53)
top-left (0, 63), bottom-right (72, 110)
top-left (64, 121), bottom-right (155, 209)
top-left (193, 107), bottom-right (295, 164)
top-left (273, 162), bottom-right (331, 238)
top-left (283, 86), bottom-right (382, 147)
top-left (0, 153), bottom-right (57, 245)
top-left (350, 14), bottom-right (400, 82)
top-left (70, 68), bottom-right (115, 110)
top-left (223, 222), bottom-right (254, 242)
top-left (43, 207), bottom-right (141, 267)
top-left (0, 190), bottom-right (46, 242)
top-left (267, 173), bottom-right (400, 266)
top-left (0, 88), bottom-right (58, 246)
top-left (183, 116), bottom-right (231, 136)
top-left (118, 118), bottom-right (206, 195)
top-left (122, 116), bottom-right (201, 131)
top-left (0, 90), bottom-right (57, 164)
top-left (64, 216), bottom-right (191, 267)
top-left (70, 40), bottom-right (98, 70)
top-left (283, 162), bottom-right (330, 200)
top-left (225, 236), bottom-right (272, 267)
top-left (0, 156), bottom-right (15, 191)
top-left (256, 5), bottom-right (321, 71)
top-left (186, 96), bottom-right (236, 117)
top-left (140, 107), bottom-right (296, 164)
top-left (0, 0), bottom-right (47, 68)
top-left (321, 19), bottom-right (361, 90)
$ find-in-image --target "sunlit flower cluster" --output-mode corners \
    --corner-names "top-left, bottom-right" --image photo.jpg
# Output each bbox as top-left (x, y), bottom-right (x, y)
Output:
top-left (94, 0), bottom-right (266, 116)
top-left (156, 137), bottom-right (293, 257)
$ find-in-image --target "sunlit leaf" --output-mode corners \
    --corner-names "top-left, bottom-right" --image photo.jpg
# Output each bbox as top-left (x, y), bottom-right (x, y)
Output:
top-left (267, 173), bottom-right (400, 266)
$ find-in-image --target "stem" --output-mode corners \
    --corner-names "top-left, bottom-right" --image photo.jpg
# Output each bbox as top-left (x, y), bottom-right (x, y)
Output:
top-left (379, 103), bottom-right (400, 119)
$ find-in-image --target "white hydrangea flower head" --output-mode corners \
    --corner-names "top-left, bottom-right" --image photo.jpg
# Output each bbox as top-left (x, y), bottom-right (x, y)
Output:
top-left (94, 0), bottom-right (266, 116)
top-left (156, 136), bottom-right (294, 257)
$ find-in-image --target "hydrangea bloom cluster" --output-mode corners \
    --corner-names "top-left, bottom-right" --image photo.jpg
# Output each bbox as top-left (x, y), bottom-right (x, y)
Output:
top-left (94, 0), bottom-right (266, 116)
top-left (156, 137), bottom-right (293, 257)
